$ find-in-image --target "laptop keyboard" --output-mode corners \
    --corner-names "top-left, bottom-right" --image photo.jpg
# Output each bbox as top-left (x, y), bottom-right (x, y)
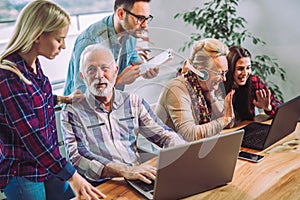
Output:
top-left (128, 179), bottom-right (155, 192)
top-left (241, 122), bottom-right (270, 150)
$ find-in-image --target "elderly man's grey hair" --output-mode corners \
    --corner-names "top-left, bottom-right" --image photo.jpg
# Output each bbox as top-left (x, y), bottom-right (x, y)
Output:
top-left (79, 44), bottom-right (116, 75)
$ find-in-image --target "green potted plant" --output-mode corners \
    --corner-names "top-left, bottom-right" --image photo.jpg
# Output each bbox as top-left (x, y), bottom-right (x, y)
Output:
top-left (174, 0), bottom-right (286, 101)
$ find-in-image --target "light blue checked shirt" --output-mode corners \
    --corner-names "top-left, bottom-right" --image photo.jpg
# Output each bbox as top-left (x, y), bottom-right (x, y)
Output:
top-left (60, 89), bottom-right (185, 181)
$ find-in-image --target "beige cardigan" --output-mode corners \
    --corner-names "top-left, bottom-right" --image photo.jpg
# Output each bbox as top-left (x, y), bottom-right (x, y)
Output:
top-left (155, 76), bottom-right (224, 142)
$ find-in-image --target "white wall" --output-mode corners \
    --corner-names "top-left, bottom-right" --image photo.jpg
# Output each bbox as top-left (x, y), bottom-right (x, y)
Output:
top-left (149, 0), bottom-right (300, 101)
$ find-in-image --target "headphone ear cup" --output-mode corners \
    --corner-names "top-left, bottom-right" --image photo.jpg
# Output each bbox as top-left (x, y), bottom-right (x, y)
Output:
top-left (198, 69), bottom-right (209, 81)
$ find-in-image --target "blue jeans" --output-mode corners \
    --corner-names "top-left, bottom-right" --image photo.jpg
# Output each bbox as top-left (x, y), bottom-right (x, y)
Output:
top-left (4, 176), bottom-right (75, 200)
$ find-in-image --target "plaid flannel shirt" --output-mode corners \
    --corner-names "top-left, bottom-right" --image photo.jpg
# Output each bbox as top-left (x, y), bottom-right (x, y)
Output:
top-left (0, 53), bottom-right (75, 190)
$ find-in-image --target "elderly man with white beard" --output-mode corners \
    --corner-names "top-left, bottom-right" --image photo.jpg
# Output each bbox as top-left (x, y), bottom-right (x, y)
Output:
top-left (60, 44), bottom-right (185, 186)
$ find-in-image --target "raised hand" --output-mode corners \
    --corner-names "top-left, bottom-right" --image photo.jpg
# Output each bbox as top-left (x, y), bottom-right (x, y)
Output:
top-left (253, 89), bottom-right (272, 111)
top-left (223, 89), bottom-right (235, 127)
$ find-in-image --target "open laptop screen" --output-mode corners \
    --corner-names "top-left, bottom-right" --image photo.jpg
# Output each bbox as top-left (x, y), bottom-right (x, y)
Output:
top-left (127, 130), bottom-right (244, 200)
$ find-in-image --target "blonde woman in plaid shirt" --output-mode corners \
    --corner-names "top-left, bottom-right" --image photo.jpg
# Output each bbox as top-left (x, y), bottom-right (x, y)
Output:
top-left (0, 0), bottom-right (105, 199)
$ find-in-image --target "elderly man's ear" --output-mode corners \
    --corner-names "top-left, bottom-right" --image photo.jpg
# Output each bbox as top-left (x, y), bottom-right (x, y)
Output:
top-left (115, 65), bottom-right (119, 75)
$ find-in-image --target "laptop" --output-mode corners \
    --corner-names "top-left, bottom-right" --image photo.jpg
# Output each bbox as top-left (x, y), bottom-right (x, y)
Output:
top-left (241, 95), bottom-right (300, 150)
top-left (126, 130), bottom-right (244, 200)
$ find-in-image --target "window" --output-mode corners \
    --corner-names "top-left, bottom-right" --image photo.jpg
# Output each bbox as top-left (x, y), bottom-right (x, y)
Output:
top-left (0, 0), bottom-right (113, 94)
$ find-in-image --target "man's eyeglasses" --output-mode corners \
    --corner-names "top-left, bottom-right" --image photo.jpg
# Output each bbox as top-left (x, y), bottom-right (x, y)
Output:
top-left (123, 9), bottom-right (153, 25)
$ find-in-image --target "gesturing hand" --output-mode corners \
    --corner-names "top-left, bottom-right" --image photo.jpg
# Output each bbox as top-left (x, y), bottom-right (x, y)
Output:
top-left (224, 89), bottom-right (235, 120)
top-left (141, 67), bottom-right (159, 79)
top-left (115, 64), bottom-right (140, 87)
top-left (253, 89), bottom-right (272, 111)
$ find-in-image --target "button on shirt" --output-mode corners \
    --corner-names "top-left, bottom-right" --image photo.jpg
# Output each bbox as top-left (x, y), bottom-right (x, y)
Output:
top-left (0, 53), bottom-right (75, 190)
top-left (61, 89), bottom-right (185, 181)
top-left (63, 14), bottom-right (141, 95)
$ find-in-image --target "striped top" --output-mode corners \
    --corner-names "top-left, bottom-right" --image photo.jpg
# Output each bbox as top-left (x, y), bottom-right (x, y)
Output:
top-left (61, 89), bottom-right (185, 181)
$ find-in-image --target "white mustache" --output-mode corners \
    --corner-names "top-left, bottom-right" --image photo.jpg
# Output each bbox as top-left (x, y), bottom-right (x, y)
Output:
top-left (92, 78), bottom-right (109, 86)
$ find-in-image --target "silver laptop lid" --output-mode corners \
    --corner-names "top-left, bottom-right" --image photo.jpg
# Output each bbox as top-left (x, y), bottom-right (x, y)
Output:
top-left (153, 129), bottom-right (244, 200)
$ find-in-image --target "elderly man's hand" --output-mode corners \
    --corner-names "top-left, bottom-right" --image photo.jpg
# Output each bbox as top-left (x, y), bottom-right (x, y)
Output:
top-left (103, 162), bottom-right (156, 184)
top-left (124, 164), bottom-right (157, 184)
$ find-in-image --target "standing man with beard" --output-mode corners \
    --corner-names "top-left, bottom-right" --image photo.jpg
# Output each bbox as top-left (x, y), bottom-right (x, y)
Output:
top-left (63, 0), bottom-right (159, 95)
top-left (60, 44), bottom-right (185, 185)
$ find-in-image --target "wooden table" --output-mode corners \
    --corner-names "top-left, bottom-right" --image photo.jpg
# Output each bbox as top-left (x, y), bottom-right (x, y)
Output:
top-left (96, 122), bottom-right (300, 200)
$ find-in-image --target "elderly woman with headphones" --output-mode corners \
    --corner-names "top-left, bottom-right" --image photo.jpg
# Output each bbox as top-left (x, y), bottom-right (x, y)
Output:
top-left (155, 38), bottom-right (235, 142)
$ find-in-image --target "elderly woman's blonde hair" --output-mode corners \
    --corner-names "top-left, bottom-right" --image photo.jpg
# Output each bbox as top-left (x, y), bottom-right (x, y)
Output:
top-left (0, 0), bottom-right (70, 84)
top-left (189, 38), bottom-right (229, 70)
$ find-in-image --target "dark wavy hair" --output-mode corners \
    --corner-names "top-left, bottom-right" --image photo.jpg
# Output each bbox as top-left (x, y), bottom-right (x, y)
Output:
top-left (225, 46), bottom-right (253, 120)
top-left (114, 0), bottom-right (151, 11)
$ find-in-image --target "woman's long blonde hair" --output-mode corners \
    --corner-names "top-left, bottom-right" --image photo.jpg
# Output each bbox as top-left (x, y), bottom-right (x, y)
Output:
top-left (0, 0), bottom-right (70, 84)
